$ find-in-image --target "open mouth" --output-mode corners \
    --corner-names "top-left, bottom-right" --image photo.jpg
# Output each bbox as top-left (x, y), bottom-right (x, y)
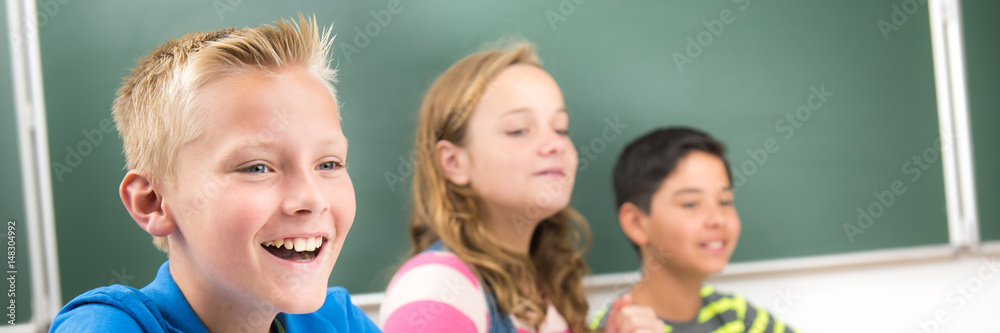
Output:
top-left (261, 236), bottom-right (325, 262)
top-left (701, 240), bottom-right (726, 251)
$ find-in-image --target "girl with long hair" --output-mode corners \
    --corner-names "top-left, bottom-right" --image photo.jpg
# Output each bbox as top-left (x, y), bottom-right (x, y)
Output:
top-left (379, 41), bottom-right (592, 333)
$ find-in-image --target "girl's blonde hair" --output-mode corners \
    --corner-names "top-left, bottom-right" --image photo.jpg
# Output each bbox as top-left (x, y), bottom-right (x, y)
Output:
top-left (409, 41), bottom-right (592, 332)
top-left (112, 15), bottom-right (336, 251)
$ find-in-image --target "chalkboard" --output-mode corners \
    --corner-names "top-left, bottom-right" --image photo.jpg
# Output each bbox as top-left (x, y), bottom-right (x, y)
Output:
top-left (2, 2), bottom-right (34, 324)
top-left (962, 1), bottom-right (1000, 243)
top-left (40, 0), bottom-right (948, 299)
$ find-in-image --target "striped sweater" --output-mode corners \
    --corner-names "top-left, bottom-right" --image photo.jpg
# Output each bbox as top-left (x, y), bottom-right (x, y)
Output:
top-left (380, 249), bottom-right (570, 333)
top-left (588, 285), bottom-right (799, 333)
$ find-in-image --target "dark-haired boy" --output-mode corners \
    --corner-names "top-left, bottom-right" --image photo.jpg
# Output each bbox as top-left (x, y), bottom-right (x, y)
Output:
top-left (591, 127), bottom-right (798, 333)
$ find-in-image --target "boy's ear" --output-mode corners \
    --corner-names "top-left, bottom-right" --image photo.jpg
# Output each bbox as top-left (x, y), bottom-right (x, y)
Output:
top-left (435, 140), bottom-right (470, 186)
top-left (120, 170), bottom-right (176, 238)
top-left (619, 202), bottom-right (649, 246)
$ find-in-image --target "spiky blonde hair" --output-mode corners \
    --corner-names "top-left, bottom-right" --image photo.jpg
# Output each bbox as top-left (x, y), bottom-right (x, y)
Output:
top-left (112, 15), bottom-right (336, 251)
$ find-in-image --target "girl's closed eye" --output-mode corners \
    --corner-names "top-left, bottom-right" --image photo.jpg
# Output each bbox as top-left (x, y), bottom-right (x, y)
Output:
top-left (555, 128), bottom-right (569, 136)
top-left (506, 128), bottom-right (528, 136)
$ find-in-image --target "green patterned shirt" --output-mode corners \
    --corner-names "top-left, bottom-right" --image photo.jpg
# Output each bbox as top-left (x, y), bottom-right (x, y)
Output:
top-left (588, 285), bottom-right (800, 333)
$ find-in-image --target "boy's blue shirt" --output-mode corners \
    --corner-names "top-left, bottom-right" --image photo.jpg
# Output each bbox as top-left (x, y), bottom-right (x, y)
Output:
top-left (50, 261), bottom-right (381, 333)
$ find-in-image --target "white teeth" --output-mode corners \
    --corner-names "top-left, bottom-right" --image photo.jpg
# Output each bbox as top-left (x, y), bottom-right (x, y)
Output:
top-left (262, 236), bottom-right (325, 252)
top-left (705, 241), bottom-right (724, 250)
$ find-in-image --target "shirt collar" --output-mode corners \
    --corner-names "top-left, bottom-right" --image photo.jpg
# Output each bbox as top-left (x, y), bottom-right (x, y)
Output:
top-left (140, 261), bottom-right (210, 333)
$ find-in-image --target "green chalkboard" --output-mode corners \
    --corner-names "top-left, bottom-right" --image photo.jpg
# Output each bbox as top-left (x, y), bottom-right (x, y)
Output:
top-left (40, 0), bottom-right (948, 299)
top-left (2, 3), bottom-right (35, 324)
top-left (963, 1), bottom-right (1000, 243)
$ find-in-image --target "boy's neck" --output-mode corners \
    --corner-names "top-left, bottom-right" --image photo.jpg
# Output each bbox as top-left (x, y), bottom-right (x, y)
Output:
top-left (630, 264), bottom-right (706, 323)
top-left (169, 259), bottom-right (278, 333)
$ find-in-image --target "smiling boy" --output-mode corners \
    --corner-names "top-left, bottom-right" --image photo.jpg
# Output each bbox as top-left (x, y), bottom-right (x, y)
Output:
top-left (50, 17), bottom-right (379, 332)
top-left (592, 128), bottom-right (798, 333)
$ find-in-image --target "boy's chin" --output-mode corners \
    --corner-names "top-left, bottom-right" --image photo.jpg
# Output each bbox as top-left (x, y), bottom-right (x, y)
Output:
top-left (700, 261), bottom-right (730, 276)
top-left (270, 278), bottom-right (331, 314)
top-left (704, 266), bottom-right (726, 276)
top-left (275, 291), bottom-right (327, 314)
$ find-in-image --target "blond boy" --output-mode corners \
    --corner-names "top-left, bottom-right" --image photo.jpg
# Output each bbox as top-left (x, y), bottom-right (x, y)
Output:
top-left (50, 17), bottom-right (378, 332)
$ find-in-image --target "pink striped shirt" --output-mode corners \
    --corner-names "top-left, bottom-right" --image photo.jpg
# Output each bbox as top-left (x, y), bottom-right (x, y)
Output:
top-left (380, 250), bottom-right (570, 333)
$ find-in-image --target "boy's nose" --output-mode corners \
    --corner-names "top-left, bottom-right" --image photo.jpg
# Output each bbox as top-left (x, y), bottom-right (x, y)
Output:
top-left (706, 204), bottom-right (728, 228)
top-left (280, 172), bottom-right (329, 216)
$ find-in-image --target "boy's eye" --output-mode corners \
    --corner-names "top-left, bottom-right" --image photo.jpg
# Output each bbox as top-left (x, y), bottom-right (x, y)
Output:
top-left (239, 163), bottom-right (271, 174)
top-left (318, 161), bottom-right (344, 171)
top-left (681, 202), bottom-right (698, 209)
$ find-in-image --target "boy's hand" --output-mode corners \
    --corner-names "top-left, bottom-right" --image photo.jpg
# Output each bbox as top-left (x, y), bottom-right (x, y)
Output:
top-left (605, 293), bottom-right (666, 333)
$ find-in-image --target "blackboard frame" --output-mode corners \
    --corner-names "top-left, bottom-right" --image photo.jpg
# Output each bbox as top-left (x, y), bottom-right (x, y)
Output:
top-left (7, 0), bottom-right (984, 316)
top-left (5, 0), bottom-right (65, 329)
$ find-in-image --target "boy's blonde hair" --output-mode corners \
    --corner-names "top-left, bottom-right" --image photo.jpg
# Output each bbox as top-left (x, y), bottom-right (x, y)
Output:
top-left (409, 41), bottom-right (592, 333)
top-left (112, 15), bottom-right (336, 251)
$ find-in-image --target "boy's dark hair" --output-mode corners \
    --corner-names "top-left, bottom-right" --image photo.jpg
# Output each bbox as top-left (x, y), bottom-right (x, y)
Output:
top-left (613, 127), bottom-right (732, 246)
top-left (614, 127), bottom-right (733, 253)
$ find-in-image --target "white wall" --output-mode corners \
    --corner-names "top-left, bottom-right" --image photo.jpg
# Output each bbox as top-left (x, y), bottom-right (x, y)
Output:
top-left (590, 253), bottom-right (1000, 333)
top-left (358, 249), bottom-right (1000, 333)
